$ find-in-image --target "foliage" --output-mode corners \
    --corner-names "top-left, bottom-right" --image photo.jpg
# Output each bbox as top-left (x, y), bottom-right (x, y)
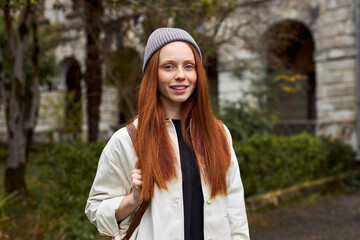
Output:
top-left (110, 47), bottom-right (142, 85)
top-left (235, 133), bottom-right (356, 197)
top-left (64, 91), bottom-right (82, 139)
top-left (217, 100), bottom-right (276, 141)
top-left (37, 142), bottom-right (105, 240)
top-left (0, 191), bottom-right (19, 228)
top-left (36, 21), bottom-right (60, 90)
top-left (0, 7), bottom-right (58, 90)
top-left (134, 0), bottom-right (241, 60)
top-left (0, 1), bottom-right (59, 195)
top-left (107, 46), bottom-right (142, 121)
top-left (318, 135), bottom-right (357, 175)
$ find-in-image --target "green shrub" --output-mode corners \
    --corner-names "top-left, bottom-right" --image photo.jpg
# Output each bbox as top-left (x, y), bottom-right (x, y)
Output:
top-left (38, 141), bottom-right (105, 240)
top-left (0, 191), bottom-right (19, 228)
top-left (235, 133), bottom-right (356, 197)
top-left (217, 100), bottom-right (276, 141)
top-left (318, 135), bottom-right (356, 175)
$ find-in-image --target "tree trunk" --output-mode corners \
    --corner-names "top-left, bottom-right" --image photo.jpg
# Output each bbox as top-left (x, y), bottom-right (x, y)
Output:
top-left (0, 3), bottom-right (39, 199)
top-left (84, 0), bottom-right (103, 142)
top-left (5, 124), bottom-right (27, 197)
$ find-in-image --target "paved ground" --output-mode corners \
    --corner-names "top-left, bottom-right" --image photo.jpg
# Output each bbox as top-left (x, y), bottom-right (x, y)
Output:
top-left (248, 188), bottom-right (360, 240)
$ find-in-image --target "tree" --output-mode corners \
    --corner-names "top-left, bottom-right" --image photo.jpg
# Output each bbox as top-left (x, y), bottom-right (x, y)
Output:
top-left (84, 0), bottom-right (104, 142)
top-left (0, 0), bottom-right (39, 197)
top-left (90, 0), bottom-right (245, 123)
top-left (0, 0), bottom-right (57, 197)
top-left (126, 0), bottom-right (266, 104)
top-left (69, 0), bottom-right (266, 136)
top-left (106, 45), bottom-right (142, 124)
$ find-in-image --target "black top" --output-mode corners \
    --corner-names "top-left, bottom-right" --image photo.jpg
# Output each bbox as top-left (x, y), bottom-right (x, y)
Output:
top-left (172, 119), bottom-right (204, 240)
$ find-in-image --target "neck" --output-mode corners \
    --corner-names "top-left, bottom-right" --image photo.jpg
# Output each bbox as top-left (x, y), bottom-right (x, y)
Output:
top-left (164, 107), bottom-right (181, 119)
top-left (161, 101), bottom-right (181, 119)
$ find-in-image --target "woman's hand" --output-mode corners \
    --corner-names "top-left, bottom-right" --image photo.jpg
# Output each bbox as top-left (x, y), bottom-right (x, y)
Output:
top-left (115, 160), bottom-right (144, 221)
top-left (131, 161), bottom-right (143, 205)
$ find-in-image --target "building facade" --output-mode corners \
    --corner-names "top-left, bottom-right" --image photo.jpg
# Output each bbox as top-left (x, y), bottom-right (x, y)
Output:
top-left (0, 0), bottom-right (358, 148)
top-left (219, 0), bottom-right (358, 147)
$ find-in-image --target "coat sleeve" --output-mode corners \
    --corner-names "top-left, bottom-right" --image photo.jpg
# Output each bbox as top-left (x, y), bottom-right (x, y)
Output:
top-left (85, 128), bottom-right (135, 237)
top-left (223, 125), bottom-right (250, 240)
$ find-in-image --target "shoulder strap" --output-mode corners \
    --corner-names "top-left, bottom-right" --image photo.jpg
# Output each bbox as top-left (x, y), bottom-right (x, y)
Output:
top-left (126, 121), bottom-right (137, 144)
top-left (124, 122), bottom-right (149, 240)
top-left (124, 201), bottom-right (149, 239)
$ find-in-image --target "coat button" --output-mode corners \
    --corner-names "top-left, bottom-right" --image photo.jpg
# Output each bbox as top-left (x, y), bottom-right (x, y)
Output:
top-left (206, 196), bottom-right (213, 204)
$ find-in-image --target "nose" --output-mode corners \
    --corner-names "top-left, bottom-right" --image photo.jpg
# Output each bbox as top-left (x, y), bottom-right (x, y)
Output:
top-left (175, 68), bottom-right (185, 81)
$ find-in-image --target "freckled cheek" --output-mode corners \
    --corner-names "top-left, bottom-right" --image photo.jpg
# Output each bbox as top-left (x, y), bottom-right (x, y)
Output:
top-left (158, 72), bottom-right (174, 83)
top-left (158, 73), bottom-right (172, 86)
top-left (185, 72), bottom-right (197, 83)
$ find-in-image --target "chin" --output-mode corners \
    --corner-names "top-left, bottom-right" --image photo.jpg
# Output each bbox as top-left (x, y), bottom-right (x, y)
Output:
top-left (173, 97), bottom-right (191, 103)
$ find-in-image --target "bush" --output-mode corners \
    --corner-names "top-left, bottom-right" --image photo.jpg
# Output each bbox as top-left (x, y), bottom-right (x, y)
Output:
top-left (217, 100), bottom-right (276, 141)
top-left (0, 192), bottom-right (19, 228)
top-left (235, 133), bottom-right (356, 197)
top-left (37, 141), bottom-right (105, 240)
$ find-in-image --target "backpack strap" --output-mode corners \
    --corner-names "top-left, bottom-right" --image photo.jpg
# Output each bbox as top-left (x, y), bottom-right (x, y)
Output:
top-left (126, 122), bottom-right (137, 145)
top-left (124, 122), bottom-right (149, 240)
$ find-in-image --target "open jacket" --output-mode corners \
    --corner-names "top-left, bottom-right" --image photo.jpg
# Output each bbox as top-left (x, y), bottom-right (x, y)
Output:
top-left (85, 119), bottom-right (250, 240)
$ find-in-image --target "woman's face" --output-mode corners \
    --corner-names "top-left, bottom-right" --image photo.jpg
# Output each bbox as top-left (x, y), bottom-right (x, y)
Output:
top-left (157, 41), bottom-right (197, 112)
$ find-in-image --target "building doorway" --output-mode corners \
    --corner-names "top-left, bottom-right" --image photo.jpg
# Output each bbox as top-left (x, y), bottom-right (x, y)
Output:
top-left (264, 20), bottom-right (316, 135)
top-left (65, 59), bottom-right (82, 140)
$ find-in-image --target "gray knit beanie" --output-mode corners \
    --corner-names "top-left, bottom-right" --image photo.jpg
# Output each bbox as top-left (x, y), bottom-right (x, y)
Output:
top-left (142, 27), bottom-right (202, 74)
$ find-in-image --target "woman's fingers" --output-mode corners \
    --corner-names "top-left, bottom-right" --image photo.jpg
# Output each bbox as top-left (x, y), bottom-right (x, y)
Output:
top-left (132, 169), bottom-right (142, 180)
top-left (132, 179), bottom-right (143, 190)
top-left (132, 163), bottom-right (143, 192)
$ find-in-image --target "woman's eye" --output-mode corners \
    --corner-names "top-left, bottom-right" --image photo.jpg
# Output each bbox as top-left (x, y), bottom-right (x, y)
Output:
top-left (163, 65), bottom-right (174, 70)
top-left (185, 64), bottom-right (195, 70)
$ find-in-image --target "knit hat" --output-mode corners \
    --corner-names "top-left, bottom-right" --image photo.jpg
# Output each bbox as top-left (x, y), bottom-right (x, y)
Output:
top-left (142, 27), bottom-right (202, 73)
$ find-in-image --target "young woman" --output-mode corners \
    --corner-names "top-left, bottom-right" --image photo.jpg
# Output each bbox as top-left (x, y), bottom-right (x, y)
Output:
top-left (85, 27), bottom-right (250, 240)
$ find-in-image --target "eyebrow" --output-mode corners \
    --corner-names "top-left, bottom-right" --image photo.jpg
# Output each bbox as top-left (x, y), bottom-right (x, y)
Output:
top-left (159, 59), bottom-right (195, 64)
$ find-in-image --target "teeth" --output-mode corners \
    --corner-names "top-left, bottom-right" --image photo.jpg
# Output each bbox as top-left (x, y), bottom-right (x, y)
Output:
top-left (172, 86), bottom-right (186, 90)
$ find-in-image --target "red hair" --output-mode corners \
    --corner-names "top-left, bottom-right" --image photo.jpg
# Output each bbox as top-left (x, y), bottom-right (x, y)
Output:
top-left (135, 42), bottom-right (230, 200)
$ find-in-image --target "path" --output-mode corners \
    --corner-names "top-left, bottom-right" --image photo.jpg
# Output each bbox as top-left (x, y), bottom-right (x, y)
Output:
top-left (248, 188), bottom-right (360, 240)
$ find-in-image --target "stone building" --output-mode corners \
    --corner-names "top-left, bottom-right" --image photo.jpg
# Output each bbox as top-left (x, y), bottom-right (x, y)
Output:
top-left (219, 0), bottom-right (359, 147)
top-left (1, 0), bottom-right (120, 143)
top-left (0, 0), bottom-right (358, 149)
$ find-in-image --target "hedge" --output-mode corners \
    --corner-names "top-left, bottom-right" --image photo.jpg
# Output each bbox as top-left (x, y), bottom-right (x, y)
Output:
top-left (38, 142), bottom-right (105, 240)
top-left (37, 133), bottom-right (356, 238)
top-left (234, 133), bottom-right (356, 197)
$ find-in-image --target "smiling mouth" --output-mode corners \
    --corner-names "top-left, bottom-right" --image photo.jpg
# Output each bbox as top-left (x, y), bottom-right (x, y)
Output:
top-left (170, 86), bottom-right (188, 90)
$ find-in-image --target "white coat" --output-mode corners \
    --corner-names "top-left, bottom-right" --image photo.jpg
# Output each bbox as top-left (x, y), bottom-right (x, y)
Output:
top-left (85, 119), bottom-right (250, 240)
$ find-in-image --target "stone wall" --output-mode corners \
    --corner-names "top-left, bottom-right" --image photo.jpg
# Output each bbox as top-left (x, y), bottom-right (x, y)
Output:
top-left (314, 0), bottom-right (356, 145)
top-left (0, 84), bottom-right (118, 144)
top-left (218, 0), bottom-right (357, 146)
top-left (0, 0), bottom-right (357, 145)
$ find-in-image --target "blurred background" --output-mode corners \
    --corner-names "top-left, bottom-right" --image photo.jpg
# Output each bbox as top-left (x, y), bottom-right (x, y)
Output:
top-left (0, 0), bottom-right (359, 239)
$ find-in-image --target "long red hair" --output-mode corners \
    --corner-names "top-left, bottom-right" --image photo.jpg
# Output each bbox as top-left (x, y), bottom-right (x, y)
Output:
top-left (135, 42), bottom-right (231, 200)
